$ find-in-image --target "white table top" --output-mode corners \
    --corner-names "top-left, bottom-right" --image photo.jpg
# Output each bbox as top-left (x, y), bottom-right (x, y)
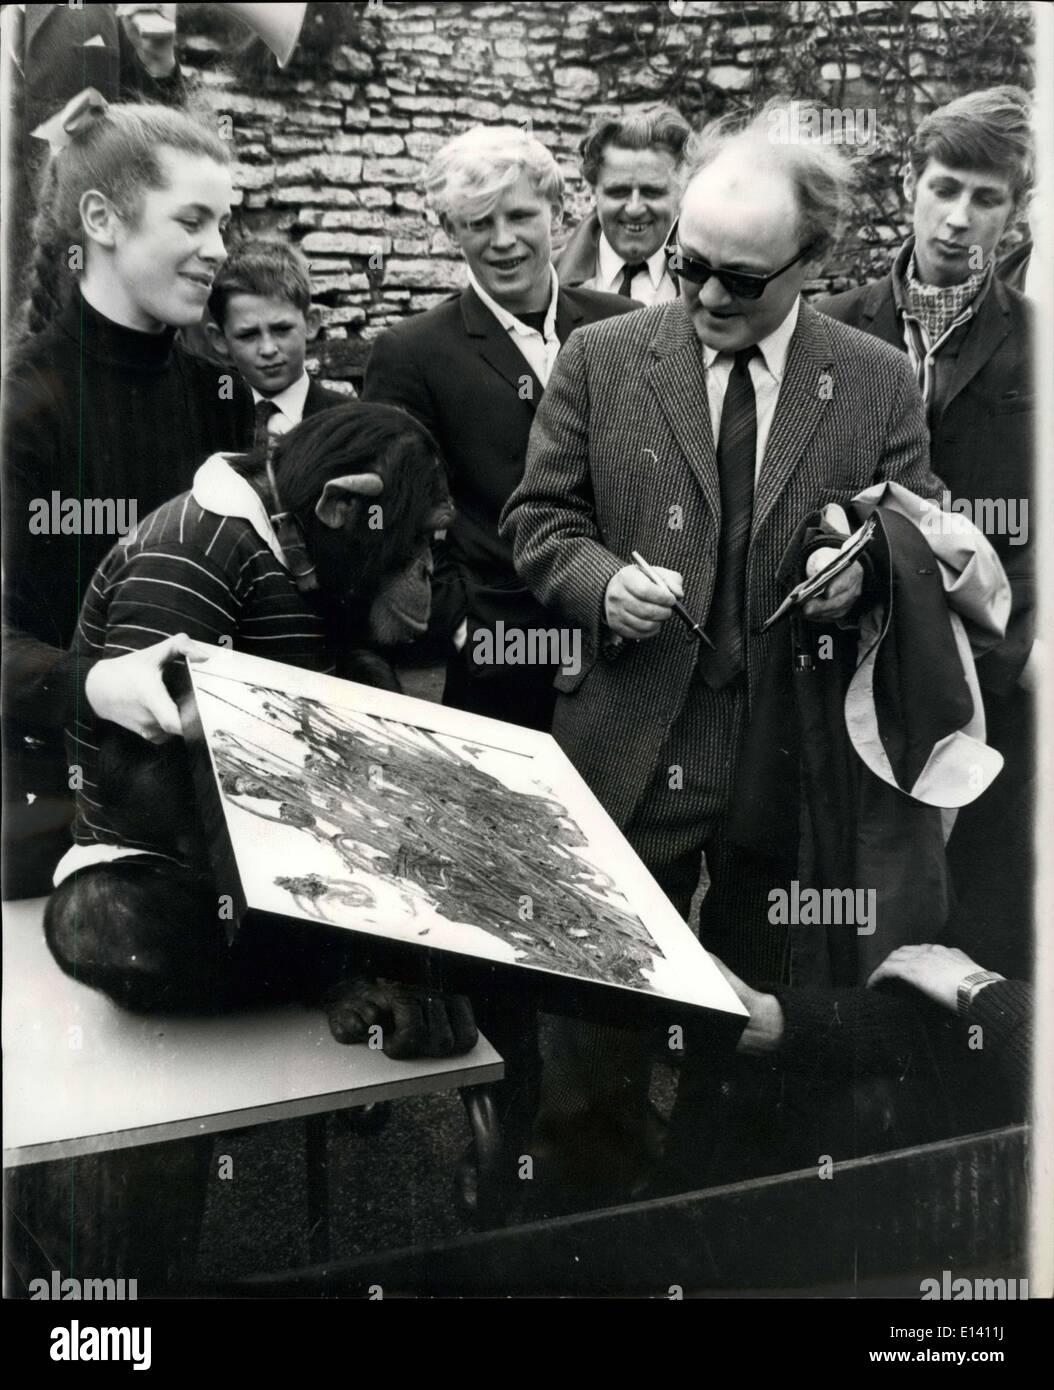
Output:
top-left (3, 897), bottom-right (503, 1167)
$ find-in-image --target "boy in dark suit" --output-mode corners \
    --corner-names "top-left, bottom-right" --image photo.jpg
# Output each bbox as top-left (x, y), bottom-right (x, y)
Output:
top-left (208, 237), bottom-right (348, 449)
top-left (362, 125), bottom-right (634, 732)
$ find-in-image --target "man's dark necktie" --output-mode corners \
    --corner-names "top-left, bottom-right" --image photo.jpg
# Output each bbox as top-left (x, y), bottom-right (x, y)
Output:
top-left (701, 346), bottom-right (758, 690)
top-left (618, 261), bottom-right (648, 297)
top-left (253, 398), bottom-right (280, 453)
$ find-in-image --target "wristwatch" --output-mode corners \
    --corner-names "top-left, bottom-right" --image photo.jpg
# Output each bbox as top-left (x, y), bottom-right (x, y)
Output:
top-left (957, 970), bottom-right (1005, 1017)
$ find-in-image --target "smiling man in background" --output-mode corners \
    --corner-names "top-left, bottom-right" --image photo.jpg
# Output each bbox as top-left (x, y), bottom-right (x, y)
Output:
top-left (555, 106), bottom-right (689, 306)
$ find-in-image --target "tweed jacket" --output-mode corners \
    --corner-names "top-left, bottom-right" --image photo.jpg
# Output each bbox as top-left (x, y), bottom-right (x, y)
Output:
top-left (819, 268), bottom-right (1035, 696)
top-left (501, 297), bottom-right (944, 829)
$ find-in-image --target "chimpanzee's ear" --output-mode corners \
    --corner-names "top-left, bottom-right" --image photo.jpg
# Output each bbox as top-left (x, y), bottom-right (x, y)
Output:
top-left (315, 473), bottom-right (384, 529)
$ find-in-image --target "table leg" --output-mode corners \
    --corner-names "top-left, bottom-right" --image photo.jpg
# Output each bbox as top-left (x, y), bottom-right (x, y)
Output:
top-left (304, 1113), bottom-right (330, 1264)
top-left (332, 1101), bottom-right (392, 1136)
top-left (4, 1135), bottom-right (212, 1296)
top-left (459, 1084), bottom-right (506, 1228)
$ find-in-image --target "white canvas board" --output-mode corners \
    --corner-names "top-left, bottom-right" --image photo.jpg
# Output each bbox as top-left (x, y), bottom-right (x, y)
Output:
top-left (186, 647), bottom-right (746, 1021)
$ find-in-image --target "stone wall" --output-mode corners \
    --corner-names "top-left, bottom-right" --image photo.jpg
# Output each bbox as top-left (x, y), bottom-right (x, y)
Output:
top-left (180, 0), bottom-right (1034, 391)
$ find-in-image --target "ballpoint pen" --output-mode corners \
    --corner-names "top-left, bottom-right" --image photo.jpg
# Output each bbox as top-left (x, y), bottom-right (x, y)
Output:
top-left (630, 550), bottom-right (715, 648)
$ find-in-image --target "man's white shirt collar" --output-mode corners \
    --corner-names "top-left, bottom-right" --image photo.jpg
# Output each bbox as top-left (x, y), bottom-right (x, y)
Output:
top-left (702, 295), bottom-right (800, 382)
top-left (466, 264), bottom-right (560, 341)
top-left (597, 231), bottom-right (667, 291)
top-left (251, 371), bottom-right (311, 429)
top-left (192, 453), bottom-right (288, 569)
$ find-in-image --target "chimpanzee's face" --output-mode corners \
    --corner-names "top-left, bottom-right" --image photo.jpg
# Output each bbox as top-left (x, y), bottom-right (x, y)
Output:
top-left (364, 539), bottom-right (434, 645)
top-left (295, 445), bottom-right (452, 652)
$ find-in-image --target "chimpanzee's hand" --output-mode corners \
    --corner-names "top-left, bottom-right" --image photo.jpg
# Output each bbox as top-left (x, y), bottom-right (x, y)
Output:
top-left (325, 977), bottom-right (478, 1059)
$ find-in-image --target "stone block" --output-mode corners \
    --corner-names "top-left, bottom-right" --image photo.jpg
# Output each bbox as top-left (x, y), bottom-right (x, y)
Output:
top-left (270, 185), bottom-right (360, 208)
top-left (409, 33), bottom-right (455, 56)
top-left (275, 154), bottom-right (363, 187)
top-left (361, 132), bottom-right (406, 156)
top-left (454, 97), bottom-right (502, 120)
top-left (359, 186), bottom-right (395, 208)
top-left (393, 93), bottom-right (455, 113)
top-left (404, 130), bottom-right (446, 159)
top-left (820, 60), bottom-right (863, 80)
top-left (553, 66), bottom-right (601, 100)
top-left (383, 257), bottom-right (465, 289)
top-left (708, 64), bottom-right (754, 91)
top-left (271, 134), bottom-right (326, 154)
top-left (333, 45), bottom-right (375, 78)
top-left (302, 231), bottom-right (392, 257)
top-left (232, 162), bottom-right (276, 191)
top-left (318, 305), bottom-right (368, 329)
top-left (361, 157), bottom-right (425, 185)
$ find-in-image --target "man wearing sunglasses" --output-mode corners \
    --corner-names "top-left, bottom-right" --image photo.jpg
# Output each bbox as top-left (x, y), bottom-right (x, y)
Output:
top-left (501, 102), bottom-right (945, 1196)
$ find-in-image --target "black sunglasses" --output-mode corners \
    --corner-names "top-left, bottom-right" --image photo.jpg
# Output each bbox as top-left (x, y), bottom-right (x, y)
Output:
top-left (663, 223), bottom-right (817, 300)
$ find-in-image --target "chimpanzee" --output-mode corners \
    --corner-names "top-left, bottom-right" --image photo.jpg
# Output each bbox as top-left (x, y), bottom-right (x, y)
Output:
top-left (43, 402), bottom-right (477, 1059)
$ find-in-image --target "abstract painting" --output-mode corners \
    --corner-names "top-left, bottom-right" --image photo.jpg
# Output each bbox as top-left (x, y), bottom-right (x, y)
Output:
top-left (178, 648), bottom-right (745, 1028)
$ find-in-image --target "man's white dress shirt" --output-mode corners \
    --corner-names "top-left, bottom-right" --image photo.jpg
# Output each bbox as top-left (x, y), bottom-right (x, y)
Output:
top-left (466, 264), bottom-right (561, 387)
top-left (252, 370), bottom-right (311, 436)
top-left (701, 297), bottom-right (800, 478)
top-left (584, 231), bottom-right (678, 306)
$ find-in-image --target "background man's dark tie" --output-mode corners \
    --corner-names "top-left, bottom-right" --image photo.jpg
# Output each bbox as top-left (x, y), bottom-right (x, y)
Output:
top-left (253, 398), bottom-right (280, 453)
top-left (701, 346), bottom-right (758, 689)
top-left (618, 261), bottom-right (647, 297)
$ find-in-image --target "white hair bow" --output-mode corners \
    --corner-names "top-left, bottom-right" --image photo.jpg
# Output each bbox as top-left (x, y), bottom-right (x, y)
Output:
top-left (30, 87), bottom-right (109, 155)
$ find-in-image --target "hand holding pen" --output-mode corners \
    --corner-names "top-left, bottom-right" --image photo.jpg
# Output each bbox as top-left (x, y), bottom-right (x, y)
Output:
top-left (603, 552), bottom-right (713, 647)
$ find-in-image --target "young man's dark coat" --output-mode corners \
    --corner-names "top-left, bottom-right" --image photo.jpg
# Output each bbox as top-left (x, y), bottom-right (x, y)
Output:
top-left (361, 282), bottom-right (634, 726)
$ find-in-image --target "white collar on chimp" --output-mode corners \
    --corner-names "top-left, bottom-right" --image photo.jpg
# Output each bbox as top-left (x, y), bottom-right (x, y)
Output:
top-left (191, 453), bottom-right (289, 569)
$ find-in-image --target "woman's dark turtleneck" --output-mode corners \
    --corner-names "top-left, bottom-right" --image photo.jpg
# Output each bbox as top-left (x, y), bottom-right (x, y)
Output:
top-left (1, 288), bottom-right (252, 886)
top-left (59, 289), bottom-right (179, 372)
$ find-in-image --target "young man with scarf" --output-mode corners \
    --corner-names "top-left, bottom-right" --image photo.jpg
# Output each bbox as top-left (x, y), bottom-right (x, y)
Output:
top-left (818, 84), bottom-right (1036, 1070)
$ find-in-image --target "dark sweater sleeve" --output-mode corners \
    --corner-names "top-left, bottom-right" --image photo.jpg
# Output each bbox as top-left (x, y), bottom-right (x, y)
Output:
top-left (771, 983), bottom-right (934, 1083)
top-left (1, 624), bottom-right (92, 728)
top-left (968, 980), bottom-right (1031, 1093)
top-left (1, 366), bottom-right (95, 727)
top-left (773, 978), bottom-right (1033, 1101)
